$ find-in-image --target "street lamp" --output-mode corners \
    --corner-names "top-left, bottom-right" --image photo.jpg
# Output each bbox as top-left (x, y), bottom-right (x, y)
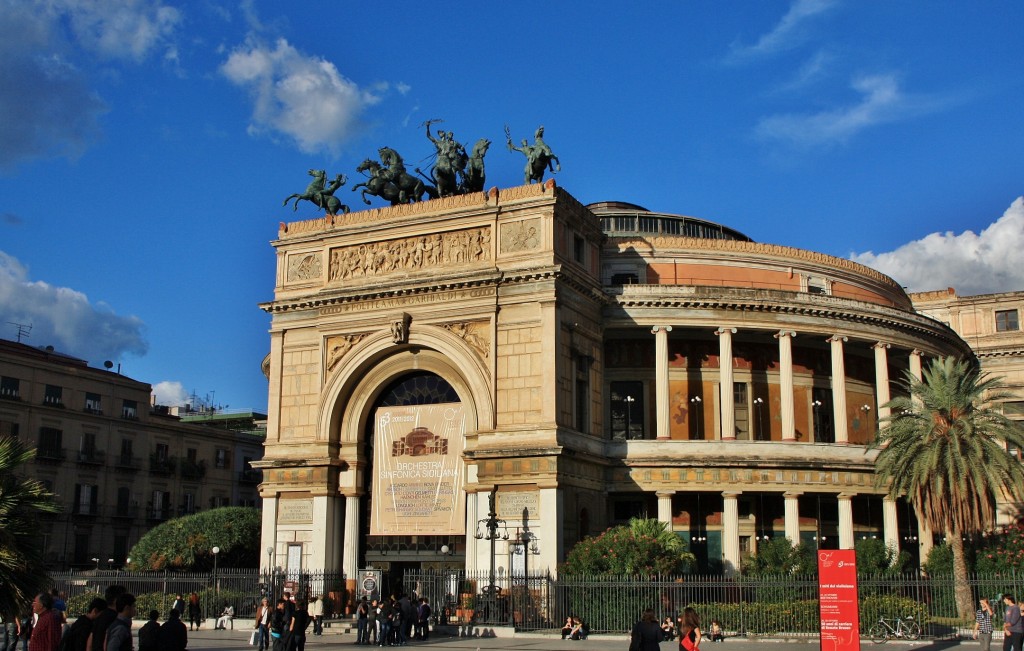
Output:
top-left (753, 397), bottom-right (764, 440)
top-left (690, 396), bottom-right (702, 440)
top-left (91, 557), bottom-right (100, 570)
top-left (212, 546), bottom-right (221, 605)
top-left (624, 395), bottom-right (635, 439)
top-left (475, 487), bottom-right (508, 620)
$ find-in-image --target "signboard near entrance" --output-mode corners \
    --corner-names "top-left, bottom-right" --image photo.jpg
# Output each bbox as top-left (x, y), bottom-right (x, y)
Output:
top-left (818, 549), bottom-right (860, 651)
top-left (371, 403), bottom-right (466, 535)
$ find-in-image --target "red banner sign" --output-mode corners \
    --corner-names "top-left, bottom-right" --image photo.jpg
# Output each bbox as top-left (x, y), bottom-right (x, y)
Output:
top-left (818, 549), bottom-right (860, 651)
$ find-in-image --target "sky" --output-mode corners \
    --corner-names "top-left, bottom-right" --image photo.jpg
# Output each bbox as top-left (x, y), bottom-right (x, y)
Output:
top-left (1, 0), bottom-right (1022, 413)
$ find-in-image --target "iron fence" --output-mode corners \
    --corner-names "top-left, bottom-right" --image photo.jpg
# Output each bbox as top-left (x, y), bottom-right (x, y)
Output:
top-left (45, 570), bottom-right (1024, 638)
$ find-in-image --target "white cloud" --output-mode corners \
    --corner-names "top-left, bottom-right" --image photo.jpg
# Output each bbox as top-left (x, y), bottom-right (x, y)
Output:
top-left (152, 380), bottom-right (189, 407)
top-left (42, 0), bottom-right (182, 62)
top-left (221, 38), bottom-right (380, 155)
top-left (850, 197), bottom-right (1024, 295)
top-left (727, 0), bottom-right (837, 62)
top-left (755, 73), bottom-right (930, 148)
top-left (0, 251), bottom-right (148, 364)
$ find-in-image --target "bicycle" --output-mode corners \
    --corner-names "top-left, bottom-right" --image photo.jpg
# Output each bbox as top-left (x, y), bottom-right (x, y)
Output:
top-left (869, 615), bottom-right (921, 643)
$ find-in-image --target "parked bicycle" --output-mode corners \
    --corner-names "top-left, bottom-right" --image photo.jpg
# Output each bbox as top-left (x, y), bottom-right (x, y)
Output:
top-left (869, 615), bottom-right (921, 643)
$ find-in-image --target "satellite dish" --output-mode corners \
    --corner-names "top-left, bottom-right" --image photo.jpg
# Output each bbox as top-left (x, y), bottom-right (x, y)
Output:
top-left (104, 361), bottom-right (114, 369)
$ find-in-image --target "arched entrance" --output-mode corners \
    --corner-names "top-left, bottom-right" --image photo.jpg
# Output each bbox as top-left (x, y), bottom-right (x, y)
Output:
top-left (362, 371), bottom-right (467, 594)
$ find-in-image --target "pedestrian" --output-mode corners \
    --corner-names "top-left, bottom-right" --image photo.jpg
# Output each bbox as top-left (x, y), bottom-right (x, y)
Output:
top-left (708, 620), bottom-right (724, 643)
top-left (287, 602), bottom-right (309, 651)
top-left (103, 593), bottom-right (136, 651)
top-left (308, 597), bottom-right (323, 637)
top-left (629, 609), bottom-right (662, 651)
top-left (185, 595), bottom-right (200, 633)
top-left (169, 597), bottom-right (184, 620)
top-left (29, 593), bottom-right (62, 651)
top-left (367, 600), bottom-right (378, 646)
top-left (157, 610), bottom-right (186, 651)
top-left (976, 598), bottom-right (995, 651)
top-left (19, 608), bottom-right (32, 651)
top-left (415, 598), bottom-right (431, 641)
top-left (1004, 595), bottom-right (1023, 651)
top-left (254, 599), bottom-right (271, 651)
top-left (355, 597), bottom-right (369, 644)
top-left (138, 611), bottom-right (160, 651)
top-left (678, 607), bottom-right (702, 651)
top-left (269, 600), bottom-right (286, 651)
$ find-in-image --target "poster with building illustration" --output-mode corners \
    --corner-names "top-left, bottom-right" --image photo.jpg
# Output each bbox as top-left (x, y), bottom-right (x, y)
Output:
top-left (370, 403), bottom-right (466, 535)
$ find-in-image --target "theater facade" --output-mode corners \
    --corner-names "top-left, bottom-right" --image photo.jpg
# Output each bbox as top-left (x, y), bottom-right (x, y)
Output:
top-left (257, 182), bottom-right (972, 581)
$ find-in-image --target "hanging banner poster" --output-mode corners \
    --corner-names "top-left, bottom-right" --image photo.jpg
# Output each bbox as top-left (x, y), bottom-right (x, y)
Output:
top-left (370, 403), bottom-right (466, 535)
top-left (818, 549), bottom-right (861, 651)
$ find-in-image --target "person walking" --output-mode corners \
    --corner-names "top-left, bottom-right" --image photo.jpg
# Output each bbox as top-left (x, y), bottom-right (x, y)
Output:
top-left (678, 607), bottom-right (703, 651)
top-left (137, 611), bottom-right (160, 651)
top-left (286, 602), bottom-right (309, 651)
top-left (1004, 595), bottom-right (1023, 651)
top-left (254, 599), bottom-right (271, 651)
top-left (29, 593), bottom-right (62, 651)
top-left (157, 609), bottom-right (186, 651)
top-left (355, 598), bottom-right (369, 644)
top-left (629, 609), bottom-right (662, 651)
top-left (87, 586), bottom-right (125, 651)
top-left (185, 595), bottom-right (201, 632)
top-left (102, 593), bottom-right (136, 651)
top-left (308, 597), bottom-right (323, 637)
top-left (976, 598), bottom-right (995, 651)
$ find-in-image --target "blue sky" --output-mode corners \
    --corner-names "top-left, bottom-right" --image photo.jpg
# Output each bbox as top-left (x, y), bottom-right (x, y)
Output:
top-left (1, 0), bottom-right (1022, 413)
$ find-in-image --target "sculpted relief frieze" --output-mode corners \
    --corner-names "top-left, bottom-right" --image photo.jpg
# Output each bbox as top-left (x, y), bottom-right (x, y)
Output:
top-left (328, 227), bottom-right (491, 282)
top-left (287, 252), bottom-right (323, 282)
top-left (499, 218), bottom-right (541, 253)
top-left (443, 320), bottom-right (490, 359)
top-left (326, 333), bottom-right (368, 371)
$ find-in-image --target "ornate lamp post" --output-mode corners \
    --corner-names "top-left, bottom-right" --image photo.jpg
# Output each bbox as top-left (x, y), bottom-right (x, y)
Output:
top-left (474, 487), bottom-right (507, 621)
top-left (624, 395), bottom-right (636, 439)
top-left (212, 546), bottom-right (221, 616)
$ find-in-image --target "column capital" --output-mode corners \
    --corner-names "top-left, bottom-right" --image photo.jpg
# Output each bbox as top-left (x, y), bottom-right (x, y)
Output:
top-left (721, 490), bottom-right (742, 498)
top-left (656, 490), bottom-right (677, 498)
top-left (828, 335), bottom-right (849, 344)
top-left (909, 349), bottom-right (924, 358)
top-left (715, 327), bottom-right (737, 336)
top-left (651, 325), bottom-right (673, 334)
top-left (774, 330), bottom-right (797, 339)
top-left (783, 491), bottom-right (803, 498)
top-left (837, 492), bottom-right (856, 501)
top-left (872, 341), bottom-right (891, 350)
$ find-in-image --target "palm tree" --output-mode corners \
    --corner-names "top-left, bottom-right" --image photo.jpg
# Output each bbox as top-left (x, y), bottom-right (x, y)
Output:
top-left (0, 435), bottom-right (59, 619)
top-left (872, 356), bottom-right (1024, 618)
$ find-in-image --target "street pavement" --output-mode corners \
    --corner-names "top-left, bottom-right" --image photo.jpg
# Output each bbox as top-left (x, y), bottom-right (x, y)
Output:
top-left (179, 622), bottom-right (976, 651)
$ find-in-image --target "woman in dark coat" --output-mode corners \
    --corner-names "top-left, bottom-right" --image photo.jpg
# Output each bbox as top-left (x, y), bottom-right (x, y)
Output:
top-left (630, 609), bottom-right (663, 651)
top-left (186, 594), bottom-right (202, 631)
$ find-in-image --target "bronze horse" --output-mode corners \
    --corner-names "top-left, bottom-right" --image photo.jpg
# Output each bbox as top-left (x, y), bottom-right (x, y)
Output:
top-left (282, 169), bottom-right (350, 215)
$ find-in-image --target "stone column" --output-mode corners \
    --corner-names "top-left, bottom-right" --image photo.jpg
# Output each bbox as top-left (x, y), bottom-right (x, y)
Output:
top-left (909, 350), bottom-right (924, 409)
top-left (829, 336), bottom-right (849, 444)
top-left (657, 491), bottom-right (675, 529)
top-left (716, 328), bottom-right (737, 441)
top-left (465, 490), bottom-right (479, 573)
top-left (722, 491), bottom-right (741, 576)
top-left (775, 331), bottom-right (797, 442)
top-left (312, 495), bottom-right (343, 571)
top-left (261, 495), bottom-right (279, 571)
top-left (872, 343), bottom-right (892, 421)
top-left (653, 326), bottom-right (673, 440)
top-left (539, 486), bottom-right (563, 576)
top-left (784, 492), bottom-right (802, 545)
top-left (342, 494), bottom-right (361, 579)
top-left (838, 493), bottom-right (854, 550)
top-left (882, 496), bottom-right (899, 552)
top-left (918, 519), bottom-right (934, 562)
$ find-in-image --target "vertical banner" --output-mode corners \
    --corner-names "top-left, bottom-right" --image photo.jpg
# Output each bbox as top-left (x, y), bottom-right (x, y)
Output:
top-left (818, 549), bottom-right (861, 651)
top-left (370, 403), bottom-right (466, 535)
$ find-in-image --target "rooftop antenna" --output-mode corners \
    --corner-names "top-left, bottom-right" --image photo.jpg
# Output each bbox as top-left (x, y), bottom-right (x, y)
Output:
top-left (7, 322), bottom-right (32, 343)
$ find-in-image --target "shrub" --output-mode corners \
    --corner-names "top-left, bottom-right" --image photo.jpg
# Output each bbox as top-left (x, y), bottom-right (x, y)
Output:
top-left (127, 507), bottom-right (261, 570)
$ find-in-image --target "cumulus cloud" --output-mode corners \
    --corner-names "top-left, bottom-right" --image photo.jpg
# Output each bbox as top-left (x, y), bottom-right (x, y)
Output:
top-left (152, 380), bottom-right (189, 407)
top-left (221, 38), bottom-right (380, 155)
top-left (0, 0), bottom-right (180, 170)
top-left (727, 0), bottom-right (837, 63)
top-left (755, 73), bottom-right (938, 148)
top-left (0, 251), bottom-right (148, 364)
top-left (850, 197), bottom-right (1024, 295)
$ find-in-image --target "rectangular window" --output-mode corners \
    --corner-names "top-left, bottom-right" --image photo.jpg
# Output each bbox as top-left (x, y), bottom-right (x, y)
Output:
top-left (215, 448), bottom-right (229, 469)
top-left (187, 448), bottom-right (198, 463)
top-left (733, 382), bottom-right (750, 440)
top-left (574, 355), bottom-right (590, 433)
top-left (74, 484), bottom-right (98, 515)
top-left (996, 309), bottom-right (1020, 332)
top-left (44, 385), bottom-right (63, 406)
top-left (85, 392), bottom-right (102, 414)
top-left (0, 419), bottom-right (19, 439)
top-left (38, 427), bottom-right (63, 458)
top-left (610, 381), bottom-right (644, 440)
top-left (151, 490), bottom-right (170, 519)
top-left (155, 443), bottom-right (169, 461)
top-left (573, 235), bottom-right (586, 263)
top-left (0, 376), bottom-right (20, 399)
top-left (812, 388), bottom-right (835, 443)
top-left (182, 492), bottom-right (195, 515)
top-left (122, 399), bottom-right (138, 420)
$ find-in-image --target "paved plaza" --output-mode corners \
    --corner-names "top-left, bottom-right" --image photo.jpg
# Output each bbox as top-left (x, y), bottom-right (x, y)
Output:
top-left (178, 623), bottom-right (973, 651)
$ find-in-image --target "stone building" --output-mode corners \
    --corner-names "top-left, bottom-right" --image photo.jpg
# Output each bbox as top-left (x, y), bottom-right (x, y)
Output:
top-left (0, 338), bottom-right (265, 568)
top-left (258, 182), bottom-right (973, 582)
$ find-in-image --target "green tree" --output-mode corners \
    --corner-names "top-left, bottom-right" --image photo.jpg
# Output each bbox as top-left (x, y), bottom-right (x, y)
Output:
top-left (562, 518), bottom-right (695, 575)
top-left (128, 506), bottom-right (261, 570)
top-left (872, 356), bottom-right (1024, 618)
top-left (0, 436), bottom-right (60, 618)
top-left (742, 537), bottom-right (816, 576)
top-left (854, 538), bottom-right (910, 575)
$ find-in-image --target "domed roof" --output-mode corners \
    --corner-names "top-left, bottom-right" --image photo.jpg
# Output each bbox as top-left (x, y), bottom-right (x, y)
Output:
top-left (586, 201), bottom-right (753, 242)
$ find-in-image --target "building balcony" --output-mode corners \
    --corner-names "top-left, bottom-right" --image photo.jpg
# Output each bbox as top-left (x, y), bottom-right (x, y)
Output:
top-left (178, 506), bottom-right (199, 517)
top-left (0, 389), bottom-right (21, 401)
top-left (180, 459), bottom-right (207, 481)
top-left (76, 449), bottom-right (106, 465)
top-left (238, 468), bottom-right (262, 484)
top-left (71, 503), bottom-right (100, 517)
top-left (149, 455), bottom-right (177, 475)
top-left (42, 396), bottom-right (64, 408)
top-left (35, 446), bottom-right (65, 462)
top-left (146, 509), bottom-right (171, 523)
top-left (114, 454), bottom-right (140, 471)
top-left (112, 505), bottom-right (139, 520)
top-left (83, 406), bottom-right (104, 416)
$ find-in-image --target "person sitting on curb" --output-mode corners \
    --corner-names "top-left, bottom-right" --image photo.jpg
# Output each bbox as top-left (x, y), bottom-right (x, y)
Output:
top-left (215, 604), bottom-right (234, 630)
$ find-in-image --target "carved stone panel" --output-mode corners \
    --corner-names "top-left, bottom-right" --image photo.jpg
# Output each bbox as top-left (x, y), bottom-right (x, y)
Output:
top-left (499, 218), bottom-right (541, 253)
top-left (326, 334), bottom-right (368, 371)
top-left (287, 252), bottom-right (323, 282)
top-left (443, 320), bottom-right (490, 359)
top-left (328, 227), bottom-right (491, 282)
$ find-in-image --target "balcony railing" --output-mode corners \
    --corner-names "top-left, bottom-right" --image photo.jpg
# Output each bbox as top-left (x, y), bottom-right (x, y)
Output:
top-left (114, 454), bottom-right (140, 471)
top-left (180, 459), bottom-right (207, 481)
top-left (0, 388), bottom-right (21, 401)
top-left (178, 506), bottom-right (199, 517)
top-left (35, 446), bottom-right (66, 461)
top-left (43, 396), bottom-right (64, 408)
top-left (83, 406), bottom-right (103, 415)
top-left (76, 449), bottom-right (106, 465)
top-left (146, 508), bottom-right (171, 523)
top-left (71, 503), bottom-right (100, 517)
top-left (149, 455), bottom-right (177, 475)
top-left (112, 505), bottom-right (139, 520)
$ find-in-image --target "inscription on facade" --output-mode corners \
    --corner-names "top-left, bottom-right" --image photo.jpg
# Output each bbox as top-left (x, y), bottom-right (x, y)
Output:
top-left (498, 490), bottom-right (540, 520)
top-left (319, 287), bottom-right (496, 315)
top-left (328, 227), bottom-right (490, 282)
top-left (278, 499), bottom-right (314, 524)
